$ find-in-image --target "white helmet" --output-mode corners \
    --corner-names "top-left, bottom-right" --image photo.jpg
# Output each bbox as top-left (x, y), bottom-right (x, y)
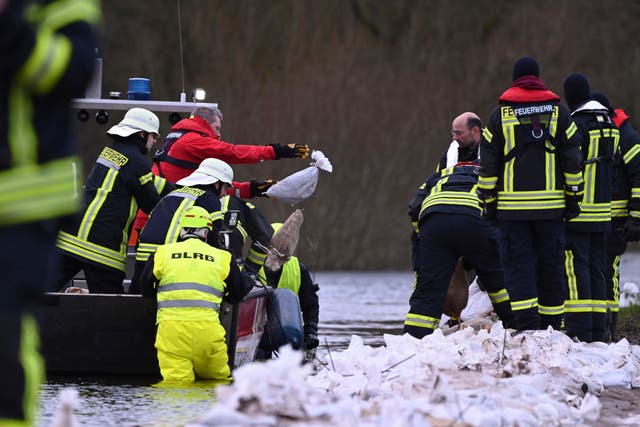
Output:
top-left (107, 108), bottom-right (160, 137)
top-left (176, 158), bottom-right (234, 187)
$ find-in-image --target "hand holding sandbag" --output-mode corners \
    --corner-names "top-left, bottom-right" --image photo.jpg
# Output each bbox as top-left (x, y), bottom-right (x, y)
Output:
top-left (249, 179), bottom-right (276, 198)
top-left (270, 143), bottom-right (310, 159)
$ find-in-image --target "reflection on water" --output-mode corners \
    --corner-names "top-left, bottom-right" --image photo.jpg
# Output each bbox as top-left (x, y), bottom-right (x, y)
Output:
top-left (36, 257), bottom-right (640, 426)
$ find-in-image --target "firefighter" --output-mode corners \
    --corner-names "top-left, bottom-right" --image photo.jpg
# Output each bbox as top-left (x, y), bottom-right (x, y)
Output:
top-left (256, 223), bottom-right (320, 359)
top-left (591, 92), bottom-right (640, 339)
top-left (404, 161), bottom-right (514, 338)
top-left (477, 57), bottom-right (584, 332)
top-left (218, 194), bottom-right (274, 274)
top-left (53, 108), bottom-right (175, 294)
top-left (131, 105), bottom-right (312, 237)
top-left (130, 158), bottom-right (235, 293)
top-left (562, 74), bottom-right (620, 342)
top-left (437, 112), bottom-right (482, 171)
top-left (138, 206), bottom-right (252, 382)
top-left (0, 0), bottom-right (99, 424)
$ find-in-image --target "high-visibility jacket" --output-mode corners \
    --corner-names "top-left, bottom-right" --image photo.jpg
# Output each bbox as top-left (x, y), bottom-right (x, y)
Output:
top-left (136, 186), bottom-right (223, 263)
top-left (153, 238), bottom-right (232, 323)
top-left (219, 195), bottom-right (272, 268)
top-left (263, 257), bottom-right (319, 337)
top-left (0, 0), bottom-right (100, 226)
top-left (57, 138), bottom-right (173, 272)
top-left (567, 101), bottom-right (620, 232)
top-left (479, 89), bottom-right (584, 220)
top-left (611, 109), bottom-right (640, 221)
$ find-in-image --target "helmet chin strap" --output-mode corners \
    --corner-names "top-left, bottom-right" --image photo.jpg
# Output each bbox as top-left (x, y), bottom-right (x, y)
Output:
top-left (138, 131), bottom-right (150, 154)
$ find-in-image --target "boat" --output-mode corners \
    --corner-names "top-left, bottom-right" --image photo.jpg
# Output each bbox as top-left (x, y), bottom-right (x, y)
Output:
top-left (33, 60), bottom-right (304, 377)
top-left (34, 285), bottom-right (275, 376)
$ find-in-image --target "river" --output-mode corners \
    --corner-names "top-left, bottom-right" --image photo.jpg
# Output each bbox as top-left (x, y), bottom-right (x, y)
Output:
top-left (36, 252), bottom-right (640, 426)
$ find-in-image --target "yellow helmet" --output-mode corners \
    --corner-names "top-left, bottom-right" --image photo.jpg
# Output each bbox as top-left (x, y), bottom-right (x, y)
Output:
top-left (179, 206), bottom-right (212, 230)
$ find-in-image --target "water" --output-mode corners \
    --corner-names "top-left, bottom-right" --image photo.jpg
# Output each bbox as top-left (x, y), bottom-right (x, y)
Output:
top-left (36, 254), bottom-right (640, 426)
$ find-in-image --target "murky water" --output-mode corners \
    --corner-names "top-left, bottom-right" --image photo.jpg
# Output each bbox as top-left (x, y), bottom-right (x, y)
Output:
top-left (36, 254), bottom-right (640, 426)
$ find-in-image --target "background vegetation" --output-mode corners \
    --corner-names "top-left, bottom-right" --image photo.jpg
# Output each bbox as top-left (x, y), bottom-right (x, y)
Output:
top-left (74, 0), bottom-right (640, 270)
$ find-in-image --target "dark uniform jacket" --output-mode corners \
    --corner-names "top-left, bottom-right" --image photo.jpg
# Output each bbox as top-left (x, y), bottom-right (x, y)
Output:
top-left (219, 195), bottom-right (273, 270)
top-left (137, 185), bottom-right (223, 263)
top-left (57, 137), bottom-right (173, 272)
top-left (479, 78), bottom-right (584, 220)
top-left (567, 100), bottom-right (620, 233)
top-left (408, 163), bottom-right (482, 269)
top-left (0, 1), bottom-right (99, 226)
top-left (611, 109), bottom-right (640, 222)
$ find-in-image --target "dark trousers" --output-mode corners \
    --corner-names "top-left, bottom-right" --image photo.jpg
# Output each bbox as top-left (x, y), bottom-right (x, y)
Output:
top-left (404, 213), bottom-right (512, 338)
top-left (52, 251), bottom-right (125, 294)
top-left (606, 220), bottom-right (628, 339)
top-left (0, 223), bottom-right (54, 422)
top-left (564, 231), bottom-right (607, 342)
top-left (498, 219), bottom-right (566, 331)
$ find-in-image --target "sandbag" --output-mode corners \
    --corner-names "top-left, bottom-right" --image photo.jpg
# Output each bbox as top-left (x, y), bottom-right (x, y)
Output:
top-left (265, 150), bottom-right (333, 205)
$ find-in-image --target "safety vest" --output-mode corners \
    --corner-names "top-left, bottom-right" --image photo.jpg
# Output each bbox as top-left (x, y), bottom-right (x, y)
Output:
top-left (1, 0), bottom-right (100, 226)
top-left (153, 238), bottom-right (231, 323)
top-left (137, 187), bottom-right (222, 262)
top-left (261, 256), bottom-right (302, 294)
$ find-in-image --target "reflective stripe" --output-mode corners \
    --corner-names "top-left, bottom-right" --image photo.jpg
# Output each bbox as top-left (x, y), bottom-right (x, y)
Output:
top-left (136, 242), bottom-right (160, 262)
top-left (565, 250), bottom-right (578, 300)
top-left (488, 289), bottom-right (509, 304)
top-left (0, 158), bottom-right (81, 225)
top-left (79, 168), bottom-right (117, 239)
top-left (510, 298), bottom-right (538, 311)
top-left (611, 255), bottom-right (620, 311)
top-left (569, 203), bottom-right (611, 222)
top-left (566, 122), bottom-right (577, 139)
top-left (158, 282), bottom-right (224, 298)
top-left (57, 231), bottom-right (127, 271)
top-left (564, 300), bottom-right (592, 313)
top-left (624, 144), bottom-right (640, 164)
top-left (17, 31), bottom-right (71, 94)
top-left (478, 175), bottom-right (498, 190)
top-left (404, 313), bottom-right (439, 330)
top-left (27, 0), bottom-right (101, 30)
top-left (538, 304), bottom-right (564, 316)
top-left (139, 172), bottom-right (153, 186)
top-left (482, 127), bottom-right (493, 142)
top-left (247, 246), bottom-right (268, 265)
top-left (157, 300), bottom-right (220, 312)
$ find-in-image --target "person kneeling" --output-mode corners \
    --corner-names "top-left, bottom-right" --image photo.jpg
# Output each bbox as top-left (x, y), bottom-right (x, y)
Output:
top-left (138, 206), bottom-right (252, 381)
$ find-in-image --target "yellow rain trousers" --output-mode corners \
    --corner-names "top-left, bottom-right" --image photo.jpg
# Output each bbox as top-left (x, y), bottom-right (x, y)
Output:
top-left (155, 319), bottom-right (230, 382)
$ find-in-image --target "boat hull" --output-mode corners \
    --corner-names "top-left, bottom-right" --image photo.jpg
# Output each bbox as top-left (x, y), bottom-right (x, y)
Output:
top-left (34, 287), bottom-right (269, 376)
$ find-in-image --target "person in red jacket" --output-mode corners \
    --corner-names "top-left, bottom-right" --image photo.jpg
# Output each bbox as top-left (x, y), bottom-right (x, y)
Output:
top-left (131, 106), bottom-right (310, 238)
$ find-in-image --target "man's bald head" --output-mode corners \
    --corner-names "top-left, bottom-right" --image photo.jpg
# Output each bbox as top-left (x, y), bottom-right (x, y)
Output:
top-left (451, 112), bottom-right (482, 149)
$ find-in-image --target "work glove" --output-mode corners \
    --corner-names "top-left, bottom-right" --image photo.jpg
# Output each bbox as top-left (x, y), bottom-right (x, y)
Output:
top-left (564, 198), bottom-right (581, 222)
top-left (270, 143), bottom-right (310, 159)
top-left (624, 217), bottom-right (640, 241)
top-left (303, 333), bottom-right (319, 350)
top-left (249, 179), bottom-right (276, 198)
top-left (480, 199), bottom-right (497, 225)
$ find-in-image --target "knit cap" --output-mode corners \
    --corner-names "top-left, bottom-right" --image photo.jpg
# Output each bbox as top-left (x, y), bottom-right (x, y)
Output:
top-left (512, 56), bottom-right (540, 81)
top-left (563, 73), bottom-right (591, 111)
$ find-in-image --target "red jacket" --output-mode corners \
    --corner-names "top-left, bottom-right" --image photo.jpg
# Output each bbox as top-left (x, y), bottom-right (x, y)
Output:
top-left (132, 116), bottom-right (278, 237)
top-left (152, 115), bottom-right (277, 184)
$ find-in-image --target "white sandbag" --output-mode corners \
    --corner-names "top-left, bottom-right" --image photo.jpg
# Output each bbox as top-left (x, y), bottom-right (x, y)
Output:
top-left (439, 279), bottom-right (493, 327)
top-left (266, 150), bottom-right (332, 205)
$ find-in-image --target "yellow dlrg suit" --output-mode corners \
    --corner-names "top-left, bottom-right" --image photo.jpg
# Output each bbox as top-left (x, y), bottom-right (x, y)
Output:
top-left (151, 238), bottom-right (237, 381)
